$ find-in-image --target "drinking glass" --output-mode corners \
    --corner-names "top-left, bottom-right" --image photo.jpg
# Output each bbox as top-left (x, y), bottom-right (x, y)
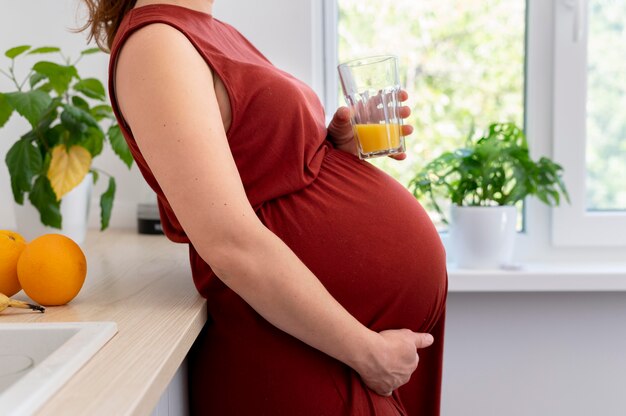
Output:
top-left (338, 55), bottom-right (405, 159)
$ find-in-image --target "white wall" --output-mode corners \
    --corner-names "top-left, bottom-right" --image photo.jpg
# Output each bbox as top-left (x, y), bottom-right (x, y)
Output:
top-left (0, 0), bottom-right (145, 230)
top-left (0, 0), bottom-right (320, 230)
top-left (212, 0), bottom-right (325, 98)
top-left (443, 292), bottom-right (626, 416)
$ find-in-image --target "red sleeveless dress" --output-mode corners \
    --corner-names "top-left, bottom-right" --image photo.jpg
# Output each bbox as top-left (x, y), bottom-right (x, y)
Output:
top-left (108, 4), bottom-right (448, 415)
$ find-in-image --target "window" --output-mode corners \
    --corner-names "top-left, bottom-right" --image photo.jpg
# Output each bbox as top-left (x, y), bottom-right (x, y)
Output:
top-left (328, 0), bottom-right (527, 228)
top-left (553, 0), bottom-right (626, 246)
top-left (586, 0), bottom-right (626, 211)
top-left (324, 0), bottom-right (626, 249)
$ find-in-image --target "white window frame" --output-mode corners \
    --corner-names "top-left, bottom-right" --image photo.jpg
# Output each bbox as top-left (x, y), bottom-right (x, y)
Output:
top-left (552, 0), bottom-right (626, 246)
top-left (321, 0), bottom-right (338, 122)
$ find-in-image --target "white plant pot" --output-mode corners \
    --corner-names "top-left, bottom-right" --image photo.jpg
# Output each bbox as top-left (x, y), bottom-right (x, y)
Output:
top-left (14, 174), bottom-right (92, 245)
top-left (449, 205), bottom-right (517, 269)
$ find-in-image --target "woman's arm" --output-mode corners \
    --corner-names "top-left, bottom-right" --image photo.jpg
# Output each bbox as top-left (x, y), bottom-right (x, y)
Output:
top-left (115, 23), bottom-right (432, 396)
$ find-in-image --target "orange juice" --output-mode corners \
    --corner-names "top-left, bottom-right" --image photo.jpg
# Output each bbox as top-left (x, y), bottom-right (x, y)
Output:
top-left (354, 123), bottom-right (402, 154)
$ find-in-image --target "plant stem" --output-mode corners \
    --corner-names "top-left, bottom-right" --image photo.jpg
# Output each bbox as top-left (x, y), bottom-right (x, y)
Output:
top-left (72, 55), bottom-right (83, 67)
top-left (0, 68), bottom-right (13, 80)
top-left (35, 129), bottom-right (50, 152)
top-left (429, 189), bottom-right (448, 224)
top-left (59, 52), bottom-right (70, 65)
top-left (7, 60), bottom-right (22, 91)
top-left (19, 70), bottom-right (34, 90)
top-left (92, 167), bottom-right (113, 177)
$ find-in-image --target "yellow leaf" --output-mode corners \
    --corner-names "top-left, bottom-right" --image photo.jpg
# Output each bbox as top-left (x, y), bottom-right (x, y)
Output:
top-left (47, 145), bottom-right (92, 200)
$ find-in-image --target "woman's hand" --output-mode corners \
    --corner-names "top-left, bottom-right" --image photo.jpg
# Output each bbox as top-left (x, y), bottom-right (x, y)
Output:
top-left (326, 90), bottom-right (414, 160)
top-left (353, 329), bottom-right (434, 396)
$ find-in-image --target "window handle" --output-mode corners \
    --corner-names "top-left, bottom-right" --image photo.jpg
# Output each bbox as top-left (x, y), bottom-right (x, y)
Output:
top-left (563, 0), bottom-right (586, 43)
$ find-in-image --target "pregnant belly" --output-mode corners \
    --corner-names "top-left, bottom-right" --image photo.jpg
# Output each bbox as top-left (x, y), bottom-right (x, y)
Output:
top-left (257, 148), bottom-right (448, 333)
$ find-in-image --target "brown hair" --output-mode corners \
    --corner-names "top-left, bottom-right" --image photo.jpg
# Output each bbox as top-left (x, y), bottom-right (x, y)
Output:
top-left (74, 0), bottom-right (138, 53)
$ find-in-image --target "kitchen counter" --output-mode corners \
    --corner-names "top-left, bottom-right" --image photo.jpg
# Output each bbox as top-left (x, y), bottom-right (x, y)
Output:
top-left (3, 229), bottom-right (207, 416)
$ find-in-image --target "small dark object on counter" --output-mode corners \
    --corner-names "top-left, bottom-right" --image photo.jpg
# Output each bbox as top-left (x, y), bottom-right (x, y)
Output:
top-left (137, 203), bottom-right (164, 235)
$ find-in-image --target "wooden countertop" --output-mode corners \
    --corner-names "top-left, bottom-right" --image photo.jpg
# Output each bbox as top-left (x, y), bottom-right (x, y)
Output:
top-left (3, 229), bottom-right (207, 416)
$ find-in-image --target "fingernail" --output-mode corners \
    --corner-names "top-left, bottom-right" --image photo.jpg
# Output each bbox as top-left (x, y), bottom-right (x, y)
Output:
top-left (426, 334), bottom-right (434, 344)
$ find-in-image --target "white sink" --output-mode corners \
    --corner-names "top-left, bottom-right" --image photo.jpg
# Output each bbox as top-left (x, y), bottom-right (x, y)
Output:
top-left (0, 322), bottom-right (117, 416)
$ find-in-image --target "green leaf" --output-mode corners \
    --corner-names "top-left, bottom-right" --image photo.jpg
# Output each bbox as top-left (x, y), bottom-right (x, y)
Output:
top-left (27, 46), bottom-right (61, 55)
top-left (28, 175), bottom-right (62, 228)
top-left (61, 106), bottom-right (88, 143)
top-left (34, 98), bottom-right (61, 132)
top-left (108, 124), bottom-right (133, 168)
top-left (60, 104), bottom-right (101, 144)
top-left (72, 95), bottom-right (90, 111)
top-left (74, 78), bottom-right (106, 100)
top-left (100, 177), bottom-right (116, 230)
top-left (90, 104), bottom-right (112, 121)
top-left (4, 90), bottom-right (52, 127)
top-left (36, 82), bottom-right (55, 94)
top-left (62, 103), bottom-right (100, 128)
top-left (33, 61), bottom-right (78, 96)
top-left (0, 93), bottom-right (13, 127)
top-left (83, 126), bottom-right (105, 157)
top-left (90, 169), bottom-right (100, 184)
top-left (29, 72), bottom-right (47, 89)
top-left (5, 45), bottom-right (31, 59)
top-left (5, 137), bottom-right (43, 204)
top-left (80, 47), bottom-right (101, 55)
top-left (42, 151), bottom-right (52, 174)
top-left (43, 124), bottom-right (64, 150)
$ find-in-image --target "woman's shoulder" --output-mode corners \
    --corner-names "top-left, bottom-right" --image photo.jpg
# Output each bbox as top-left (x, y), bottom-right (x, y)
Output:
top-left (112, 4), bottom-right (209, 48)
top-left (112, 22), bottom-right (207, 82)
top-left (112, 5), bottom-right (261, 61)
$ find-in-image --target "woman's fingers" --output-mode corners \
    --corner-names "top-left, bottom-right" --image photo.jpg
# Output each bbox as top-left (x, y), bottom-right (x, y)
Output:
top-left (330, 94), bottom-right (411, 160)
top-left (360, 91), bottom-right (411, 122)
top-left (357, 329), bottom-right (429, 396)
top-left (387, 124), bottom-right (413, 160)
top-left (327, 106), bottom-right (359, 156)
top-left (414, 333), bottom-right (435, 349)
top-left (387, 123), bottom-right (413, 160)
top-left (327, 106), bottom-right (353, 144)
top-left (388, 152), bottom-right (407, 161)
top-left (329, 106), bottom-right (351, 127)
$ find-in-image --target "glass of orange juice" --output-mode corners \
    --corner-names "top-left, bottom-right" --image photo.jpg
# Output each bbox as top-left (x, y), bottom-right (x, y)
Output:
top-left (338, 55), bottom-right (405, 159)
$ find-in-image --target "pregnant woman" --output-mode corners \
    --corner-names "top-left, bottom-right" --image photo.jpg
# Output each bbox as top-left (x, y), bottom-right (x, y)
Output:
top-left (80, 0), bottom-right (448, 414)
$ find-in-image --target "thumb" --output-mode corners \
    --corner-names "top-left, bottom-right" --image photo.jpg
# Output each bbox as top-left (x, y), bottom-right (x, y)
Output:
top-left (414, 333), bottom-right (434, 349)
top-left (328, 107), bottom-right (351, 131)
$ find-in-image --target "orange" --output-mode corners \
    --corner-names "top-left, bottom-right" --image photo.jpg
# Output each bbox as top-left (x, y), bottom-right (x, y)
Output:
top-left (17, 234), bottom-right (87, 306)
top-left (0, 230), bottom-right (27, 297)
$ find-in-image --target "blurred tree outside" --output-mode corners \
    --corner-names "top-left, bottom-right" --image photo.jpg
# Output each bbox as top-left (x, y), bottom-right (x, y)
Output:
top-left (586, 0), bottom-right (626, 211)
top-left (338, 0), bottom-right (526, 227)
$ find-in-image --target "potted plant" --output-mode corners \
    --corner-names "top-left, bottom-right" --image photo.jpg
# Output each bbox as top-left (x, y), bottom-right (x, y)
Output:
top-left (409, 122), bottom-right (569, 269)
top-left (0, 45), bottom-right (133, 243)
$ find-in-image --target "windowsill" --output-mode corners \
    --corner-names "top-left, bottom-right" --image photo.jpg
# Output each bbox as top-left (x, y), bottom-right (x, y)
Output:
top-left (447, 262), bottom-right (626, 292)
